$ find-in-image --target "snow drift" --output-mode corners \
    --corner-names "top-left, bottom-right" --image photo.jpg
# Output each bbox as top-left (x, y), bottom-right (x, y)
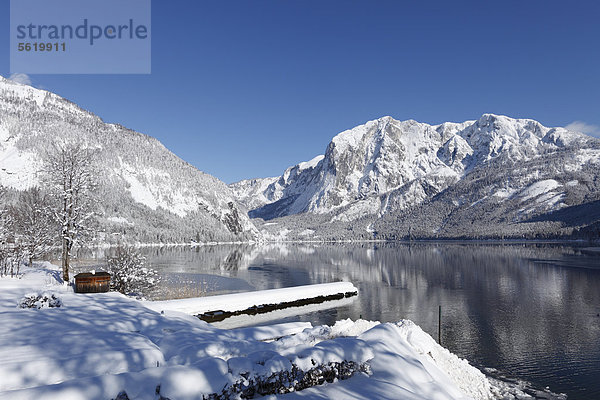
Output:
top-left (0, 263), bottom-right (502, 400)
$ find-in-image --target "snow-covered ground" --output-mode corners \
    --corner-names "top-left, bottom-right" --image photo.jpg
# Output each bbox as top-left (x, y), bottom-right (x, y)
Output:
top-left (0, 263), bottom-right (508, 400)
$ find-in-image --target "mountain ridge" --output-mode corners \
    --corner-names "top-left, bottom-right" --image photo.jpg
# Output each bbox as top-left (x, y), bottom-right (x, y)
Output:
top-left (0, 75), bottom-right (260, 243)
top-left (230, 114), bottom-right (600, 240)
top-left (3, 74), bottom-right (598, 242)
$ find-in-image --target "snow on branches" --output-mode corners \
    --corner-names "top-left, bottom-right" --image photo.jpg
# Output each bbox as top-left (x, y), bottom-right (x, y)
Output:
top-left (106, 247), bottom-right (160, 297)
top-left (43, 142), bottom-right (99, 281)
top-left (7, 188), bottom-right (55, 266)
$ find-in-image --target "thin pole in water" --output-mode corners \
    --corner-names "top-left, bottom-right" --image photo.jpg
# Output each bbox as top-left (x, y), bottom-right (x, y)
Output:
top-left (438, 305), bottom-right (442, 345)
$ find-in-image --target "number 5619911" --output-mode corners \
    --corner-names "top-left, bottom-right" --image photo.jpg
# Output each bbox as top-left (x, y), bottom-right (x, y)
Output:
top-left (18, 42), bottom-right (66, 51)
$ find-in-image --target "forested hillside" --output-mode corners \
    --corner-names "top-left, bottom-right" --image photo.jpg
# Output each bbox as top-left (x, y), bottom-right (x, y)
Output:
top-left (0, 75), bottom-right (259, 244)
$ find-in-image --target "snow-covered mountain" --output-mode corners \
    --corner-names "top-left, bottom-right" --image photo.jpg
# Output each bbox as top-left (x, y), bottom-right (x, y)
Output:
top-left (4, 72), bottom-right (597, 242)
top-left (0, 75), bottom-right (259, 243)
top-left (231, 115), bottom-right (600, 240)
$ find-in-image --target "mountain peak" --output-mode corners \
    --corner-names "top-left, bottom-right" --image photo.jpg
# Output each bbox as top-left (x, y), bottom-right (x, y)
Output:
top-left (476, 113), bottom-right (528, 128)
top-left (475, 113), bottom-right (548, 130)
top-left (477, 113), bottom-right (500, 123)
top-left (377, 115), bottom-right (395, 123)
top-left (297, 154), bottom-right (324, 171)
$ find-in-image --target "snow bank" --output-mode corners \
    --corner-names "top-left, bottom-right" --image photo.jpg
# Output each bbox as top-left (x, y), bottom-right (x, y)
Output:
top-left (0, 264), bottom-right (498, 400)
top-left (391, 320), bottom-right (494, 400)
top-left (143, 281), bottom-right (358, 316)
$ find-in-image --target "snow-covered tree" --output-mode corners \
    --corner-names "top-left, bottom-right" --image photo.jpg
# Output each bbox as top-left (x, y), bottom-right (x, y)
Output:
top-left (0, 186), bottom-right (10, 245)
top-left (106, 247), bottom-right (160, 296)
top-left (0, 186), bottom-right (25, 277)
top-left (44, 143), bottom-right (99, 282)
top-left (8, 187), bottom-right (55, 265)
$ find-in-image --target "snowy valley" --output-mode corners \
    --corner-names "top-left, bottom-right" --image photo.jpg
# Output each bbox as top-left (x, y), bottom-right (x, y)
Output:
top-left (1, 75), bottom-right (599, 243)
top-left (0, 76), bottom-right (595, 400)
top-left (1, 1), bottom-right (599, 398)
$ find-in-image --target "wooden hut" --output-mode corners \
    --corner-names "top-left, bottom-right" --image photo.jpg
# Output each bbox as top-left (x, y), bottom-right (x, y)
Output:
top-left (74, 272), bottom-right (111, 293)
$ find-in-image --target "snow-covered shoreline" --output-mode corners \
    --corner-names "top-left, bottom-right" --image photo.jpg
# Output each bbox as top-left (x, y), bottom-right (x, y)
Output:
top-left (0, 263), bottom-right (512, 399)
top-left (78, 238), bottom-right (597, 251)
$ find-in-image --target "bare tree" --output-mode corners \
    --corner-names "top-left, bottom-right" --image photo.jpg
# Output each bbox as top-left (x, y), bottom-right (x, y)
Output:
top-left (44, 143), bottom-right (98, 282)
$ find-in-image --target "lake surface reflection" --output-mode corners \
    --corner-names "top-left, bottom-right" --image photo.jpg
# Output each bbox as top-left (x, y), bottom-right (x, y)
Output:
top-left (132, 242), bottom-right (600, 399)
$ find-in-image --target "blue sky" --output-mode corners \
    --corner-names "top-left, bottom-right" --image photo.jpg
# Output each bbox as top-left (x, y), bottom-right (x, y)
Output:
top-left (2, 0), bottom-right (600, 183)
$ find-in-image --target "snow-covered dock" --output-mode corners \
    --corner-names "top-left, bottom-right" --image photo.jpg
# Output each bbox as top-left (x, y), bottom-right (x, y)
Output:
top-left (144, 282), bottom-right (358, 321)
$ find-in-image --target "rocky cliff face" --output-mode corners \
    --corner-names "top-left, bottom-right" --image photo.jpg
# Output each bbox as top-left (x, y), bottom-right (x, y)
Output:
top-left (231, 114), bottom-right (600, 240)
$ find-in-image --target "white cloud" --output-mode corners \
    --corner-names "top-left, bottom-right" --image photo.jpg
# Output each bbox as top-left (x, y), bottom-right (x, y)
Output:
top-left (565, 121), bottom-right (600, 138)
top-left (8, 73), bottom-right (32, 86)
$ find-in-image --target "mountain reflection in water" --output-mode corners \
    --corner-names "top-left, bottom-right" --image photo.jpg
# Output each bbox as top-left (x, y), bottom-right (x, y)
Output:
top-left (111, 242), bottom-right (599, 399)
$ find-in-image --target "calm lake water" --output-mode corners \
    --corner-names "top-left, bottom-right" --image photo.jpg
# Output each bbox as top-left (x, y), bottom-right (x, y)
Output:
top-left (85, 242), bottom-right (600, 399)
